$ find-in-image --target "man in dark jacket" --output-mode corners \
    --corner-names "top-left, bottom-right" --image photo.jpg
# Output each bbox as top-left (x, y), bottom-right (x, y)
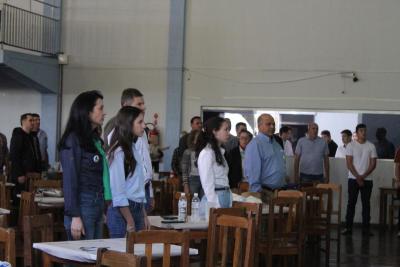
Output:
top-left (226, 130), bottom-right (253, 189)
top-left (10, 113), bottom-right (42, 198)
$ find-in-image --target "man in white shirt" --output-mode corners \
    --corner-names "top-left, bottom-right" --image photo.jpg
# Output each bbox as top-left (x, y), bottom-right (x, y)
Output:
top-left (342, 124), bottom-right (377, 236)
top-left (279, 126), bottom-right (294, 156)
top-left (335, 129), bottom-right (352, 158)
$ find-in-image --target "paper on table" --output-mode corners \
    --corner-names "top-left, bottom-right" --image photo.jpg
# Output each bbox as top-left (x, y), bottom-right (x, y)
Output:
top-left (232, 193), bottom-right (262, 203)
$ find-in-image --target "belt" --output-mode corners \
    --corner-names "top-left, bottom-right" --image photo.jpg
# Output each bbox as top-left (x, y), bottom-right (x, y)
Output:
top-left (215, 187), bottom-right (230, 191)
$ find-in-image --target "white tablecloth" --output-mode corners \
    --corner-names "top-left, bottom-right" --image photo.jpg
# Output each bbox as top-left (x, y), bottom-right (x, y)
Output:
top-left (33, 238), bottom-right (198, 263)
top-left (149, 216), bottom-right (208, 230)
top-left (0, 208), bottom-right (10, 215)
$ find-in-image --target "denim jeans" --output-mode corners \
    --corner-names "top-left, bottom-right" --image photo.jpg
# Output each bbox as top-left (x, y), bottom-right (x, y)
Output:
top-left (345, 179), bottom-right (373, 229)
top-left (300, 173), bottom-right (324, 183)
top-left (201, 188), bottom-right (232, 209)
top-left (64, 191), bottom-right (104, 240)
top-left (189, 175), bottom-right (204, 199)
top-left (106, 200), bottom-right (145, 238)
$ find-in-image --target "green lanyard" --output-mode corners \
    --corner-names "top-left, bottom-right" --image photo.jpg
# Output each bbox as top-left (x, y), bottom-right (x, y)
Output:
top-left (94, 140), bottom-right (112, 201)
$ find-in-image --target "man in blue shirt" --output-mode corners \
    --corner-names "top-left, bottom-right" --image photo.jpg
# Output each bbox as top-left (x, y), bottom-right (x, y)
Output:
top-left (244, 114), bottom-right (286, 201)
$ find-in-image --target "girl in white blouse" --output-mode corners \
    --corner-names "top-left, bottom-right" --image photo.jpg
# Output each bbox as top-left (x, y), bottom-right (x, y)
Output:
top-left (196, 117), bottom-right (231, 208)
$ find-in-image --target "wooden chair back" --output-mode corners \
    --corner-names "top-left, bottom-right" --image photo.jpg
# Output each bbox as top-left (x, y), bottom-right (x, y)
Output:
top-left (164, 177), bottom-right (180, 214)
top-left (172, 192), bottom-right (192, 215)
top-left (0, 182), bottom-right (7, 209)
top-left (33, 179), bottom-right (63, 192)
top-left (232, 202), bottom-right (262, 232)
top-left (277, 190), bottom-right (304, 198)
top-left (126, 230), bottom-right (190, 267)
top-left (263, 197), bottom-right (304, 267)
top-left (150, 180), bottom-right (166, 215)
top-left (0, 174), bottom-right (5, 183)
top-left (238, 182), bottom-right (249, 193)
top-left (207, 213), bottom-right (256, 267)
top-left (26, 172), bottom-right (42, 192)
top-left (96, 248), bottom-right (145, 267)
top-left (23, 213), bottom-right (53, 267)
top-left (0, 227), bottom-right (16, 267)
top-left (301, 187), bottom-right (333, 232)
top-left (18, 191), bottom-right (37, 229)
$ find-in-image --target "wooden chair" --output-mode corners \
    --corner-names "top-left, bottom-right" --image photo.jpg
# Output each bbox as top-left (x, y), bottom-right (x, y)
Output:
top-left (277, 190), bottom-right (304, 199)
top-left (151, 180), bottom-right (166, 215)
top-left (238, 181), bottom-right (249, 194)
top-left (388, 178), bottom-right (400, 228)
top-left (0, 174), bottom-right (5, 183)
top-left (232, 202), bottom-right (262, 266)
top-left (0, 227), bottom-right (16, 267)
top-left (206, 212), bottom-right (256, 267)
top-left (96, 248), bottom-right (145, 267)
top-left (26, 172), bottom-right (42, 192)
top-left (172, 192), bottom-right (192, 215)
top-left (23, 213), bottom-right (54, 267)
top-left (316, 183), bottom-right (342, 262)
top-left (301, 187), bottom-right (332, 267)
top-left (0, 182), bottom-right (7, 209)
top-left (165, 177), bottom-right (180, 214)
top-left (18, 191), bottom-right (37, 229)
top-left (33, 179), bottom-right (62, 192)
top-left (258, 196), bottom-right (304, 267)
top-left (126, 230), bottom-right (190, 267)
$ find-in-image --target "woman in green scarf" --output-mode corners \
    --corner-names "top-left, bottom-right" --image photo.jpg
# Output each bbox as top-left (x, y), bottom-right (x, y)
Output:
top-left (59, 90), bottom-right (111, 240)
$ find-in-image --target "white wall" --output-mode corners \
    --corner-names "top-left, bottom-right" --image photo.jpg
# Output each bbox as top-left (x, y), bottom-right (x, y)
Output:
top-left (61, 0), bottom-right (171, 158)
top-left (0, 89), bottom-right (42, 142)
top-left (183, 0), bottom-right (400, 130)
top-left (315, 112), bottom-right (360, 146)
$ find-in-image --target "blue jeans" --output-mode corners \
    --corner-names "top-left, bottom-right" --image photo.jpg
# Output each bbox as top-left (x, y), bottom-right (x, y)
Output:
top-left (106, 200), bottom-right (145, 238)
top-left (300, 173), bottom-right (324, 183)
top-left (64, 191), bottom-right (105, 240)
top-left (201, 189), bottom-right (232, 209)
top-left (189, 175), bottom-right (204, 199)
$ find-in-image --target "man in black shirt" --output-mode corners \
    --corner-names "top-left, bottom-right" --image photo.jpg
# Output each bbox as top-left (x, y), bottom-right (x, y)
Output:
top-left (10, 113), bottom-right (42, 199)
top-left (374, 127), bottom-right (395, 159)
top-left (321, 130), bottom-right (338, 157)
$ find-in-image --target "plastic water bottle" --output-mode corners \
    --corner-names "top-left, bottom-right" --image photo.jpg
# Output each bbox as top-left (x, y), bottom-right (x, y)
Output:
top-left (178, 193), bottom-right (187, 222)
top-left (191, 193), bottom-right (200, 222)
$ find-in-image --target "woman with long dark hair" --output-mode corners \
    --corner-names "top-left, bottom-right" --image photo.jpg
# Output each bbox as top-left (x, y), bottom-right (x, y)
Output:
top-left (59, 90), bottom-right (110, 240)
top-left (196, 117), bottom-right (232, 208)
top-left (106, 106), bottom-right (148, 237)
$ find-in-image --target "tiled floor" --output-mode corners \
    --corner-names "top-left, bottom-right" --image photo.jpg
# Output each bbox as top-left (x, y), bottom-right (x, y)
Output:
top-left (305, 226), bottom-right (400, 267)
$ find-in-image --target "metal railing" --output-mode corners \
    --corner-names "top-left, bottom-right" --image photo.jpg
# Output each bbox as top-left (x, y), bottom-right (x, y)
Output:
top-left (0, 4), bottom-right (60, 55)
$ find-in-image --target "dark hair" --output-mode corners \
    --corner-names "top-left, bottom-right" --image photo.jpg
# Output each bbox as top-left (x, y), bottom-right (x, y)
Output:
top-left (187, 130), bottom-right (203, 150)
top-left (341, 129), bottom-right (352, 136)
top-left (195, 117), bottom-right (226, 166)
top-left (30, 113), bottom-right (40, 118)
top-left (108, 106), bottom-right (143, 177)
top-left (321, 130), bottom-right (331, 137)
top-left (235, 122), bottom-right (246, 131)
top-left (239, 130), bottom-right (253, 140)
top-left (279, 126), bottom-right (291, 135)
top-left (20, 113), bottom-right (31, 125)
top-left (58, 90), bottom-right (103, 151)
top-left (355, 123), bottom-right (367, 133)
top-left (190, 116), bottom-right (201, 125)
top-left (120, 88), bottom-right (143, 106)
top-left (376, 127), bottom-right (387, 135)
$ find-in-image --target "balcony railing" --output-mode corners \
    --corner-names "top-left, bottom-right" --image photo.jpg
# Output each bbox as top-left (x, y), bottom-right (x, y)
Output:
top-left (0, 3), bottom-right (60, 55)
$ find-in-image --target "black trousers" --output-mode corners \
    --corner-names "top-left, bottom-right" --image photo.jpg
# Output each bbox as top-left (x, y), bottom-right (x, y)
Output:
top-left (345, 179), bottom-right (373, 229)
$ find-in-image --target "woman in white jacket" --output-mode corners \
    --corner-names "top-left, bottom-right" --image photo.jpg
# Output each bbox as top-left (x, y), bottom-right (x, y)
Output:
top-left (196, 117), bottom-right (231, 208)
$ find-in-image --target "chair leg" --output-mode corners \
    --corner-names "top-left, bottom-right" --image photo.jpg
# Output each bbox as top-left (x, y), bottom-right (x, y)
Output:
top-left (325, 233), bottom-right (330, 267)
top-left (389, 206), bottom-right (393, 229)
top-left (337, 228), bottom-right (341, 263)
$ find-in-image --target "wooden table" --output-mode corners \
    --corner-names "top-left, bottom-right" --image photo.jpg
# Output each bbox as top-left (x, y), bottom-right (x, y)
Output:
top-left (149, 216), bottom-right (208, 240)
top-left (379, 187), bottom-right (398, 227)
top-left (34, 238), bottom-right (198, 267)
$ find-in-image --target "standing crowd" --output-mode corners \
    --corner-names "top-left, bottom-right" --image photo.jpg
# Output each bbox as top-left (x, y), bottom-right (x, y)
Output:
top-left (1, 87), bottom-right (400, 240)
